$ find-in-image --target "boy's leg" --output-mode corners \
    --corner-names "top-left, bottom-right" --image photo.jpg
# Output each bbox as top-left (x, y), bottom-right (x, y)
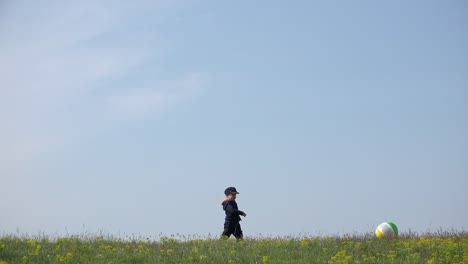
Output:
top-left (233, 223), bottom-right (243, 240)
top-left (221, 229), bottom-right (232, 239)
top-left (221, 221), bottom-right (234, 239)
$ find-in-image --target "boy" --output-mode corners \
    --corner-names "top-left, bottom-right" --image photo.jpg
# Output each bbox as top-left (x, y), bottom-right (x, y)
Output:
top-left (221, 187), bottom-right (247, 239)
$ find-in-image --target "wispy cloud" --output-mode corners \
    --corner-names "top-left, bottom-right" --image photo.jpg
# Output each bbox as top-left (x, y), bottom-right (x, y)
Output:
top-left (0, 1), bottom-right (205, 175)
top-left (108, 73), bottom-right (205, 119)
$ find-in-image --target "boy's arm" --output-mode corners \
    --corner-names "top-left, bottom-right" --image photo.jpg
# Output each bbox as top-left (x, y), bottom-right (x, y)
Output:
top-left (225, 202), bottom-right (246, 217)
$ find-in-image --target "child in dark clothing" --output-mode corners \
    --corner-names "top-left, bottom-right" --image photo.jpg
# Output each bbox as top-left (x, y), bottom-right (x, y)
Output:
top-left (221, 187), bottom-right (246, 239)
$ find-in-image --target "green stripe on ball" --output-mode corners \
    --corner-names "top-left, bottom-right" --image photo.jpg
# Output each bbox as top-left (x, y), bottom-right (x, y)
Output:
top-left (387, 222), bottom-right (398, 236)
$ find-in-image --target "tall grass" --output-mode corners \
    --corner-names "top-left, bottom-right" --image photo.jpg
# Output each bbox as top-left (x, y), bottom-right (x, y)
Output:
top-left (1, 232), bottom-right (467, 263)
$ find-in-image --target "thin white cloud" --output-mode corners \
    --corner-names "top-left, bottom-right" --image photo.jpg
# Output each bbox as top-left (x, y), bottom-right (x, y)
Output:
top-left (0, 1), bottom-right (205, 175)
top-left (108, 73), bottom-right (205, 118)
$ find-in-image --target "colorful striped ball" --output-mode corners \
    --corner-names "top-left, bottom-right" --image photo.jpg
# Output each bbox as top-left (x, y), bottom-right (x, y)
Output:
top-left (375, 222), bottom-right (398, 238)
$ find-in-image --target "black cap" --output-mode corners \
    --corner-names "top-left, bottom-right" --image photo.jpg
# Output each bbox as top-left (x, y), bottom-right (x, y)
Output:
top-left (224, 187), bottom-right (239, 195)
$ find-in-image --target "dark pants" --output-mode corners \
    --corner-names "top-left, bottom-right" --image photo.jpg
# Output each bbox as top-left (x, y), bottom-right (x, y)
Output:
top-left (221, 221), bottom-right (243, 239)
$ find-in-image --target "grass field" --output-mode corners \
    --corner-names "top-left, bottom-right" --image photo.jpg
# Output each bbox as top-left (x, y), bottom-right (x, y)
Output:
top-left (1, 232), bottom-right (467, 264)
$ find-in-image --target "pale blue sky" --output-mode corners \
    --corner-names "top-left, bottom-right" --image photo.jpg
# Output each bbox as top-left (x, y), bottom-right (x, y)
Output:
top-left (1, 0), bottom-right (467, 237)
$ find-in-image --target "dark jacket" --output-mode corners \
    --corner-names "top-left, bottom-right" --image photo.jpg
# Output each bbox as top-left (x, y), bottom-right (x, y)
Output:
top-left (222, 199), bottom-right (245, 222)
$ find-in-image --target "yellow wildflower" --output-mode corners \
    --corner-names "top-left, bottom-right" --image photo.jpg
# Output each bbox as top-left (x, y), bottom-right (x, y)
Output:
top-left (56, 254), bottom-right (65, 262)
top-left (300, 238), bottom-right (312, 247)
top-left (26, 240), bottom-right (37, 248)
top-left (192, 247), bottom-right (199, 254)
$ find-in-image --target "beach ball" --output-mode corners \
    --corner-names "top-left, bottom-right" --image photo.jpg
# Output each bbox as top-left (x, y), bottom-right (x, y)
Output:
top-left (375, 222), bottom-right (398, 238)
